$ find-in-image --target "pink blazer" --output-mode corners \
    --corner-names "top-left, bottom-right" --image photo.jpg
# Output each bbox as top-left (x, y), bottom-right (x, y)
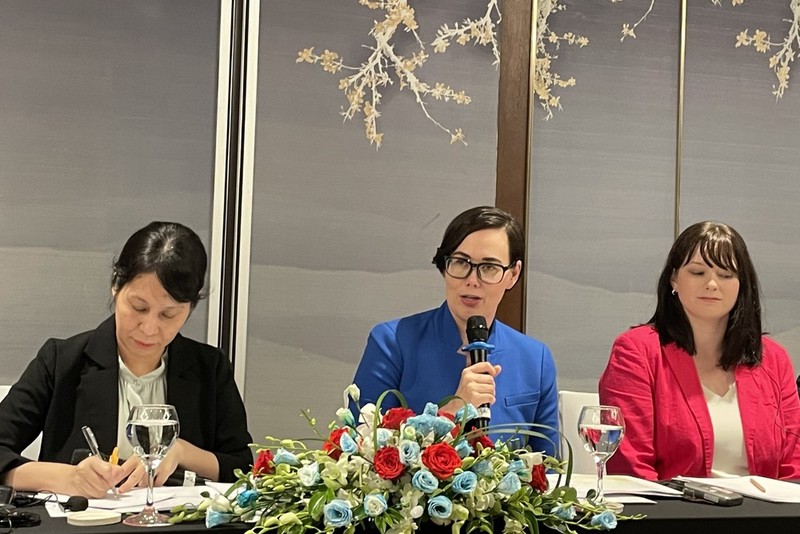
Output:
top-left (599, 325), bottom-right (800, 481)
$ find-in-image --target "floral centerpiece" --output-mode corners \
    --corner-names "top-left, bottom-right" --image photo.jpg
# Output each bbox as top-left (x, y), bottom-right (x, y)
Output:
top-left (173, 386), bottom-right (640, 533)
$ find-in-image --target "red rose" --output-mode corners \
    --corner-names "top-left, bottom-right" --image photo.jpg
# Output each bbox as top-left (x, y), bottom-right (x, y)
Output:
top-left (323, 427), bottom-right (350, 460)
top-left (382, 407), bottom-right (415, 430)
top-left (253, 449), bottom-right (274, 475)
top-left (469, 433), bottom-right (494, 453)
top-left (373, 447), bottom-right (405, 480)
top-left (530, 463), bottom-right (549, 492)
top-left (421, 442), bottom-right (462, 480)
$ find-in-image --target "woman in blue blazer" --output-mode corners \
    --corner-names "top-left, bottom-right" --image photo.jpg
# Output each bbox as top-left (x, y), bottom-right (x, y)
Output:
top-left (352, 206), bottom-right (559, 455)
top-left (0, 222), bottom-right (252, 497)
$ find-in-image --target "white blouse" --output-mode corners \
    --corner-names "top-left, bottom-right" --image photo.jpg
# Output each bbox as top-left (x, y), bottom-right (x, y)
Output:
top-left (703, 382), bottom-right (749, 477)
top-left (115, 352), bottom-right (168, 460)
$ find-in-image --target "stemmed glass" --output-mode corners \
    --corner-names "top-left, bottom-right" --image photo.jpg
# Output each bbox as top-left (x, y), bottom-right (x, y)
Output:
top-left (577, 405), bottom-right (625, 502)
top-left (123, 404), bottom-right (180, 527)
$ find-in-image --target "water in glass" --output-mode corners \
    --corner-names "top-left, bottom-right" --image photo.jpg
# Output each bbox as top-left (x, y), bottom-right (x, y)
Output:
top-left (123, 404), bottom-right (180, 527)
top-left (577, 405), bottom-right (625, 503)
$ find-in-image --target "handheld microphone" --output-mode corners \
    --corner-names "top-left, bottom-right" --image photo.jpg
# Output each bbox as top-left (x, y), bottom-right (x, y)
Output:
top-left (466, 315), bottom-right (492, 429)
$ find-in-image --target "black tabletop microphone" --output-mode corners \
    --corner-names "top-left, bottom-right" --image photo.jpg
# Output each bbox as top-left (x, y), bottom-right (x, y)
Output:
top-left (62, 496), bottom-right (89, 512)
top-left (466, 315), bottom-right (491, 429)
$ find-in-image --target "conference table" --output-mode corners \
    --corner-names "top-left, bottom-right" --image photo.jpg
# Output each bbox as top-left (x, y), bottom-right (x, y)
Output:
top-left (613, 497), bottom-right (800, 533)
top-left (15, 495), bottom-right (800, 533)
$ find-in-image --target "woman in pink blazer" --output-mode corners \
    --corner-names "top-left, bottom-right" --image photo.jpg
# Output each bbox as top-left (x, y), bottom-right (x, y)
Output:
top-left (599, 221), bottom-right (800, 481)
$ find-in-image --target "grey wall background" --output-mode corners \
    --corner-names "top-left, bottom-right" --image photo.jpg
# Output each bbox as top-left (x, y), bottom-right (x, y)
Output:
top-left (245, 0), bottom-right (500, 440)
top-left (0, 0), bottom-right (220, 383)
top-left (682, 0), bottom-right (800, 354)
top-left (528, 0), bottom-right (800, 392)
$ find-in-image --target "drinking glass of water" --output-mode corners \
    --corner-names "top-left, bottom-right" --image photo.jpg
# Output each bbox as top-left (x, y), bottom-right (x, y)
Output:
top-left (577, 405), bottom-right (625, 502)
top-left (123, 404), bottom-right (180, 527)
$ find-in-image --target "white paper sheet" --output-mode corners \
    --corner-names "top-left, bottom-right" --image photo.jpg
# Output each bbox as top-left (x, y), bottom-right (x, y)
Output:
top-left (44, 483), bottom-right (227, 517)
top-left (681, 476), bottom-right (800, 503)
top-left (548, 473), bottom-right (682, 502)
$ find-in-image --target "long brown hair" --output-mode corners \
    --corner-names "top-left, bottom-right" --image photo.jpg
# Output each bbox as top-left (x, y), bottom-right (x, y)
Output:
top-left (649, 221), bottom-right (762, 370)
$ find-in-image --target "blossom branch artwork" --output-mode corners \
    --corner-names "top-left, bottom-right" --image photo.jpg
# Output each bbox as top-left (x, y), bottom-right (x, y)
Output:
top-left (430, 0), bottom-right (502, 66)
top-left (296, 0), bottom-right (586, 147)
top-left (613, 0), bottom-right (799, 98)
top-left (297, 0), bottom-right (474, 148)
top-left (534, 0), bottom-right (589, 119)
top-left (735, 0), bottom-right (800, 98)
top-left (610, 0), bottom-right (654, 41)
top-left (297, 0), bottom-right (796, 148)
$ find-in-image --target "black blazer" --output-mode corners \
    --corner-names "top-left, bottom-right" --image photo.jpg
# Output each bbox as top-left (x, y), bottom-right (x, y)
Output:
top-left (0, 316), bottom-right (253, 481)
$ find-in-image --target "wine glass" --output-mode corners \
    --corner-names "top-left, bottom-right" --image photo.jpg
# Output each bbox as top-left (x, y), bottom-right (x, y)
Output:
top-left (577, 405), bottom-right (625, 502)
top-left (123, 404), bottom-right (180, 527)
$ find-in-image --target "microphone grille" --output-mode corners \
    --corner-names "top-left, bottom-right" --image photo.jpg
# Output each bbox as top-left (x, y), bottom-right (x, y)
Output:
top-left (64, 496), bottom-right (89, 512)
top-left (466, 315), bottom-right (489, 342)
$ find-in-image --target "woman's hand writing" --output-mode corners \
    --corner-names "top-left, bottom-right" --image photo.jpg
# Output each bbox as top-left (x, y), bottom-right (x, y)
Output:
top-left (117, 441), bottom-right (183, 492)
top-left (70, 456), bottom-right (125, 498)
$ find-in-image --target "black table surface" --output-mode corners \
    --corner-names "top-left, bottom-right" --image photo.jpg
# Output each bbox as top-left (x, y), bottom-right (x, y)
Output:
top-left (8, 508), bottom-right (247, 533)
top-left (611, 495), bottom-right (800, 534)
top-left (12, 496), bottom-right (800, 533)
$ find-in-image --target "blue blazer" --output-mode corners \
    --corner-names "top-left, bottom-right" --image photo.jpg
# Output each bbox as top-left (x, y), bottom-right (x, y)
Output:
top-left (352, 303), bottom-right (559, 455)
top-left (0, 315), bottom-right (253, 481)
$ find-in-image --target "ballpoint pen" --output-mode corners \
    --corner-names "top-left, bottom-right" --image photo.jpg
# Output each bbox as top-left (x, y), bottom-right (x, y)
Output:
top-left (80, 426), bottom-right (103, 459)
top-left (81, 426), bottom-right (118, 495)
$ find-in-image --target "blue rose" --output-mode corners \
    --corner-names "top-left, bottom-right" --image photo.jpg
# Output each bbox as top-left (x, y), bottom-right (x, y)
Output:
top-left (411, 470), bottom-right (439, 494)
top-left (454, 439), bottom-right (474, 459)
top-left (363, 493), bottom-right (388, 517)
top-left (336, 407), bottom-right (356, 427)
top-left (590, 511), bottom-right (617, 530)
top-left (297, 462), bottom-right (321, 486)
top-left (455, 404), bottom-right (479, 422)
top-left (471, 460), bottom-right (493, 477)
top-left (340, 432), bottom-right (358, 455)
top-left (399, 440), bottom-right (421, 465)
top-left (205, 510), bottom-right (234, 528)
top-left (273, 448), bottom-right (300, 466)
top-left (423, 402), bottom-right (439, 416)
top-left (323, 499), bottom-right (353, 528)
top-left (497, 472), bottom-right (522, 495)
top-left (427, 495), bottom-right (453, 520)
top-left (508, 459), bottom-right (526, 475)
top-left (553, 504), bottom-right (577, 520)
top-left (376, 428), bottom-right (393, 448)
top-left (451, 471), bottom-right (478, 495)
top-left (406, 413), bottom-right (436, 436)
top-left (431, 416), bottom-right (456, 438)
top-left (236, 489), bottom-right (258, 508)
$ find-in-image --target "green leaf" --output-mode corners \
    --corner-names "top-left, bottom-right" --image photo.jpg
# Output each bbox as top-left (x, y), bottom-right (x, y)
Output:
top-left (307, 491), bottom-right (327, 521)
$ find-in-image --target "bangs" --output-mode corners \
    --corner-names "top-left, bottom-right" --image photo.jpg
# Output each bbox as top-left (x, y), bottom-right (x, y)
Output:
top-left (688, 231), bottom-right (738, 272)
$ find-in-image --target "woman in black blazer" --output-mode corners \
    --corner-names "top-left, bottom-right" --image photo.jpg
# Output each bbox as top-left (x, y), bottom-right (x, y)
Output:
top-left (0, 222), bottom-right (252, 497)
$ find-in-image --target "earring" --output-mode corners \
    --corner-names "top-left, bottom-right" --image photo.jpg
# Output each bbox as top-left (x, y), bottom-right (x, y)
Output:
top-left (671, 288), bottom-right (677, 296)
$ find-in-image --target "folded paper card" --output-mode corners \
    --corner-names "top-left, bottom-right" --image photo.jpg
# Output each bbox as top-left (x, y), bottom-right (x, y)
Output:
top-left (67, 510), bottom-right (121, 526)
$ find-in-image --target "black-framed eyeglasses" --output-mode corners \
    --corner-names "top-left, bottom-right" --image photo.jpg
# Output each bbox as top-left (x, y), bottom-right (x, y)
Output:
top-left (444, 256), bottom-right (514, 284)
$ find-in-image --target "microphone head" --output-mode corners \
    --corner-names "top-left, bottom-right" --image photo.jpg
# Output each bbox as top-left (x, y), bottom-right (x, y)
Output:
top-left (466, 315), bottom-right (489, 343)
top-left (64, 496), bottom-right (89, 512)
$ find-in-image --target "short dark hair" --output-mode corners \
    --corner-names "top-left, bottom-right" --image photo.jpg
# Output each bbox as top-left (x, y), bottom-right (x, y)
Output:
top-left (432, 206), bottom-right (524, 273)
top-left (649, 221), bottom-right (762, 370)
top-left (112, 221), bottom-right (207, 307)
